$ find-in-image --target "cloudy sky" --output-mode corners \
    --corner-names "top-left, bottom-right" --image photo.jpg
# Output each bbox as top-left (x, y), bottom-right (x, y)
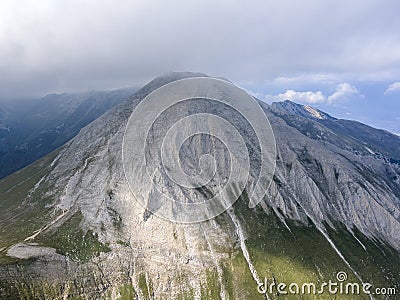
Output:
top-left (0, 0), bottom-right (399, 133)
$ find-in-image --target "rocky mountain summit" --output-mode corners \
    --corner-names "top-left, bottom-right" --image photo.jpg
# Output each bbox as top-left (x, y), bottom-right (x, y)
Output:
top-left (0, 73), bottom-right (399, 299)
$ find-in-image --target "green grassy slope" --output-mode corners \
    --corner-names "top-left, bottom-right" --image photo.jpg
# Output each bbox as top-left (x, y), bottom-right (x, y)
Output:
top-left (0, 149), bottom-right (61, 255)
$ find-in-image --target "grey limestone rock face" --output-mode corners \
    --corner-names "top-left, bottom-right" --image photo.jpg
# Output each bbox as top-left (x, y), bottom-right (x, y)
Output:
top-left (0, 72), bottom-right (399, 299)
top-left (267, 100), bottom-right (400, 249)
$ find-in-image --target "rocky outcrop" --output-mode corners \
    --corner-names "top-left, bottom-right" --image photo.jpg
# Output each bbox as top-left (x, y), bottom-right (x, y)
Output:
top-left (0, 72), bottom-right (399, 299)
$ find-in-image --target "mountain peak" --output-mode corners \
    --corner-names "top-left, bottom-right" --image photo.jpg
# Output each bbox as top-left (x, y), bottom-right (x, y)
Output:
top-left (134, 72), bottom-right (209, 98)
top-left (271, 100), bottom-right (335, 120)
top-left (1, 76), bottom-right (399, 298)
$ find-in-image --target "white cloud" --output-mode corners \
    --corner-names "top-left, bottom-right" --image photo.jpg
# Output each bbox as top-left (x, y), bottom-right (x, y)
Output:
top-left (268, 90), bottom-right (326, 104)
top-left (327, 83), bottom-right (362, 103)
top-left (266, 82), bottom-right (361, 104)
top-left (384, 82), bottom-right (400, 94)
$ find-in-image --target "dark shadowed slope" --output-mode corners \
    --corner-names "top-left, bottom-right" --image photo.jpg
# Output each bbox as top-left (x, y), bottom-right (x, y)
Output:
top-left (0, 87), bottom-right (137, 179)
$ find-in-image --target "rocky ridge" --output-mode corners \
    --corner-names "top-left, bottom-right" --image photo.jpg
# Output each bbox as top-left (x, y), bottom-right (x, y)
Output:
top-left (0, 72), bottom-right (399, 299)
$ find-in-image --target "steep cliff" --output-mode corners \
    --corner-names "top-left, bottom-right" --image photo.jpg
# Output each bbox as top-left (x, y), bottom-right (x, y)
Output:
top-left (0, 73), bottom-right (399, 299)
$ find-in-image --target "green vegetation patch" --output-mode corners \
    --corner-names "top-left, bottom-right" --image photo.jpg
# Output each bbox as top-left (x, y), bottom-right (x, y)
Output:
top-left (228, 195), bottom-right (399, 299)
top-left (325, 221), bottom-right (400, 292)
top-left (200, 267), bottom-right (221, 300)
top-left (118, 284), bottom-right (136, 300)
top-left (138, 273), bottom-right (153, 300)
top-left (36, 211), bottom-right (110, 262)
top-left (0, 149), bottom-right (61, 252)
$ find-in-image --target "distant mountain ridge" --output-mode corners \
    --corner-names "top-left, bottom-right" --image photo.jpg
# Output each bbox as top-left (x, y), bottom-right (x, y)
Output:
top-left (271, 99), bottom-right (400, 160)
top-left (0, 87), bottom-right (137, 178)
top-left (271, 100), bottom-right (336, 120)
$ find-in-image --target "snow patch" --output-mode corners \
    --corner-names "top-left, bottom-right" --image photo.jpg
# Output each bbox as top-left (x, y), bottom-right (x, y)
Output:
top-left (364, 146), bottom-right (375, 155)
top-left (303, 105), bottom-right (324, 119)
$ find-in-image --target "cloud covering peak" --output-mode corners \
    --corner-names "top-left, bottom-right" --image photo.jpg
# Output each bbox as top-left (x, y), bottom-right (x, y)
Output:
top-left (0, 0), bottom-right (400, 98)
top-left (265, 83), bottom-right (362, 104)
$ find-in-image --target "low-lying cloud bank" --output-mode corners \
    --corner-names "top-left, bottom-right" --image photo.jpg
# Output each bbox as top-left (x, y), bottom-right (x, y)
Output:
top-left (265, 83), bottom-right (362, 104)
